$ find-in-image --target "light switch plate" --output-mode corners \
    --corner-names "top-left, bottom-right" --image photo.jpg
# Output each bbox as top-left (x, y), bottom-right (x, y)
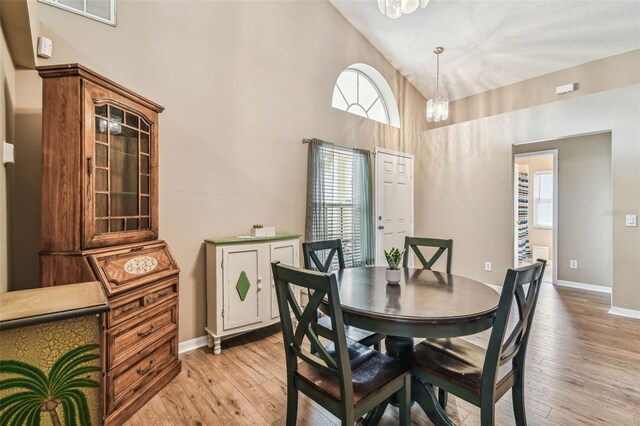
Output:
top-left (2, 141), bottom-right (15, 164)
top-left (626, 214), bottom-right (637, 227)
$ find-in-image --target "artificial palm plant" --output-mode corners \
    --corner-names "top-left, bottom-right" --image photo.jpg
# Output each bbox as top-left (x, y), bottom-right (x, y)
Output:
top-left (0, 343), bottom-right (101, 425)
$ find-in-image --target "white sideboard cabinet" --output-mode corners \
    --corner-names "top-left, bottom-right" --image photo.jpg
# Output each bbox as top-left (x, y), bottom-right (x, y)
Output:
top-left (204, 234), bottom-right (300, 354)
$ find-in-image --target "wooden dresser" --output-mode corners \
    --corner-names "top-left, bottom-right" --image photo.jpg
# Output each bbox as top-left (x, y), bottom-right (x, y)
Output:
top-left (38, 64), bottom-right (180, 425)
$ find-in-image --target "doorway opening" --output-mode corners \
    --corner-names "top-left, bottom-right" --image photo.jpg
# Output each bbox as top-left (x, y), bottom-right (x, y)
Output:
top-left (513, 151), bottom-right (557, 284)
top-left (512, 132), bottom-right (613, 294)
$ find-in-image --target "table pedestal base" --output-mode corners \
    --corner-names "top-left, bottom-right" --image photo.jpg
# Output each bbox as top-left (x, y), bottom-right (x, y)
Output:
top-left (384, 335), bottom-right (455, 426)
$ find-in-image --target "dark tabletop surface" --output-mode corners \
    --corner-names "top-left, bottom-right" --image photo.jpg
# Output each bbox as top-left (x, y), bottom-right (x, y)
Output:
top-left (333, 266), bottom-right (500, 325)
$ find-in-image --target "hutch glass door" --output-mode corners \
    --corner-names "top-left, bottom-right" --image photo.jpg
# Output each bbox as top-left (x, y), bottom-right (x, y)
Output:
top-left (94, 104), bottom-right (151, 236)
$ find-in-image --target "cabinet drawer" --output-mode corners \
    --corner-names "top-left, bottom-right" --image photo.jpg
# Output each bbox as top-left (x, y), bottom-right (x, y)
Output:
top-left (88, 241), bottom-right (179, 296)
top-left (108, 278), bottom-right (178, 328)
top-left (108, 301), bottom-right (177, 368)
top-left (107, 333), bottom-right (178, 412)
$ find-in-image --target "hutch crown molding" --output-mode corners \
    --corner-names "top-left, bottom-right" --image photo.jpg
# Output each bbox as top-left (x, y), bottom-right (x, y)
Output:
top-left (205, 234), bottom-right (300, 354)
top-left (38, 63), bottom-right (180, 425)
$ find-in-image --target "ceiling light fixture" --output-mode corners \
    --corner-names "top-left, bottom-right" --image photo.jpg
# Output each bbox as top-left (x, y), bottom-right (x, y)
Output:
top-left (426, 46), bottom-right (449, 123)
top-left (378, 0), bottom-right (428, 19)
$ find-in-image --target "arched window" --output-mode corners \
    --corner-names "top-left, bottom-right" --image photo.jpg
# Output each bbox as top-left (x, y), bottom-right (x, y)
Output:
top-left (331, 64), bottom-right (400, 128)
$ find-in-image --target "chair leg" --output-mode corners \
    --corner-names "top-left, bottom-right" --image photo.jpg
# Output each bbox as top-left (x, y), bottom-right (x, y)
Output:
top-left (286, 386), bottom-right (298, 426)
top-left (438, 388), bottom-right (448, 409)
top-left (398, 375), bottom-right (411, 426)
top-left (480, 403), bottom-right (495, 426)
top-left (513, 379), bottom-right (527, 426)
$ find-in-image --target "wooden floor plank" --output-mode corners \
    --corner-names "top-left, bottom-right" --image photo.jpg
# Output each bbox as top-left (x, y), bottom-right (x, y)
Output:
top-left (123, 283), bottom-right (639, 425)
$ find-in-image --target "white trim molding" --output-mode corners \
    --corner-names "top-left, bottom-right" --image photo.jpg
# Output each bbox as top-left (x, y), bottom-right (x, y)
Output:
top-left (485, 284), bottom-right (503, 294)
top-left (178, 335), bottom-right (209, 354)
top-left (608, 307), bottom-right (640, 320)
top-left (555, 280), bottom-right (611, 294)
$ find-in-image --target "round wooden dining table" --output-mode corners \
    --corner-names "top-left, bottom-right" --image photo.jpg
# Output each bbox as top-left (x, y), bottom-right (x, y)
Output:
top-left (324, 266), bottom-right (500, 426)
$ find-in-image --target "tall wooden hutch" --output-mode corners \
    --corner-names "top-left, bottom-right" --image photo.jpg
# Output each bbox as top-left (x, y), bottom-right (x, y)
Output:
top-left (38, 64), bottom-right (180, 425)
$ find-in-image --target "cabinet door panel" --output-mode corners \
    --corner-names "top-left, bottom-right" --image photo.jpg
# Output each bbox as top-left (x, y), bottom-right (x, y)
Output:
top-left (270, 240), bottom-right (299, 319)
top-left (82, 81), bottom-right (159, 249)
top-left (223, 246), bottom-right (264, 330)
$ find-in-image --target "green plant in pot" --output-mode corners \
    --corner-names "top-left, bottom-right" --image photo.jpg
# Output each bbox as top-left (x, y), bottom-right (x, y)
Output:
top-left (384, 247), bottom-right (405, 284)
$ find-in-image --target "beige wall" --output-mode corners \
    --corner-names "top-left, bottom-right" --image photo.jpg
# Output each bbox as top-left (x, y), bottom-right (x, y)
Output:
top-left (10, 70), bottom-right (41, 290)
top-left (417, 85), bottom-right (639, 312)
top-left (427, 49), bottom-right (640, 129)
top-left (515, 154), bottom-right (554, 261)
top-left (16, 0), bottom-right (426, 341)
top-left (0, 28), bottom-right (16, 293)
top-left (515, 135), bottom-right (612, 287)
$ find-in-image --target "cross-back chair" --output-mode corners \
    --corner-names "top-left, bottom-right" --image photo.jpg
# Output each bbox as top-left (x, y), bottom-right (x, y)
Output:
top-left (272, 261), bottom-right (411, 425)
top-left (409, 259), bottom-right (547, 426)
top-left (302, 239), bottom-right (385, 350)
top-left (403, 237), bottom-right (453, 273)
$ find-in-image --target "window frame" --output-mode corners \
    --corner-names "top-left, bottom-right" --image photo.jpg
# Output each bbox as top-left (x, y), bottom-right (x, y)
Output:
top-left (331, 63), bottom-right (401, 128)
top-left (333, 68), bottom-right (390, 125)
top-left (39, 0), bottom-right (117, 26)
top-left (533, 170), bottom-right (553, 230)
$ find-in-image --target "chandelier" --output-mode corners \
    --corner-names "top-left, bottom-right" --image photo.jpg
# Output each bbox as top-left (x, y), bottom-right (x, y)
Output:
top-left (378, 0), bottom-right (429, 19)
top-left (426, 47), bottom-right (449, 122)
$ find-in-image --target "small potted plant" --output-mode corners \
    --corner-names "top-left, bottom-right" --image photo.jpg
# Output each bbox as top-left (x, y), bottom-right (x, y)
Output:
top-left (384, 247), bottom-right (405, 285)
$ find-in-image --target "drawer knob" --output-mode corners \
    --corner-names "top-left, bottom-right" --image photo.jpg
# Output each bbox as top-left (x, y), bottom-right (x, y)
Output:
top-left (136, 358), bottom-right (155, 375)
top-left (137, 323), bottom-right (156, 337)
top-left (121, 303), bottom-right (138, 313)
top-left (158, 290), bottom-right (170, 298)
top-left (146, 296), bottom-right (153, 304)
top-left (257, 283), bottom-right (263, 291)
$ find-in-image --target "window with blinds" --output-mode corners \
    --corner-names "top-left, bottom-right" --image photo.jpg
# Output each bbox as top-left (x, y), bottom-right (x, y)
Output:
top-left (533, 171), bottom-right (553, 229)
top-left (39, 0), bottom-right (116, 25)
top-left (308, 143), bottom-right (372, 269)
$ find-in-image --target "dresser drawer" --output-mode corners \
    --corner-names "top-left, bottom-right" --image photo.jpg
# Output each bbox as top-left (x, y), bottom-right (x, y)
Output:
top-left (107, 333), bottom-right (178, 412)
top-left (87, 241), bottom-right (179, 296)
top-left (108, 300), bottom-right (177, 368)
top-left (108, 278), bottom-right (178, 328)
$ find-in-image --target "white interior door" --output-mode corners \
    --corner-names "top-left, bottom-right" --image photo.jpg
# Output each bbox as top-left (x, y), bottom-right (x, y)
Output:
top-left (375, 149), bottom-right (414, 266)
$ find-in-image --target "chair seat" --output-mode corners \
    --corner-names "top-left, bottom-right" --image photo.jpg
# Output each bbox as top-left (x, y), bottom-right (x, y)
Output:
top-left (316, 315), bottom-right (384, 347)
top-left (411, 338), bottom-right (487, 396)
top-left (296, 341), bottom-right (410, 404)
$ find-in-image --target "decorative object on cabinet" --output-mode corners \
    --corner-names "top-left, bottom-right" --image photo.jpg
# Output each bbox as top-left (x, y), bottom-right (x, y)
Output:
top-left (205, 233), bottom-right (300, 354)
top-left (0, 282), bottom-right (109, 426)
top-left (37, 64), bottom-right (180, 426)
top-left (250, 225), bottom-right (276, 237)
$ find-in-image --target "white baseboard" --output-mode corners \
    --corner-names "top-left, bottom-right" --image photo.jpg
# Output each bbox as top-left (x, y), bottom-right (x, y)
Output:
top-left (555, 280), bottom-right (611, 294)
top-left (608, 307), bottom-right (640, 320)
top-left (179, 335), bottom-right (209, 354)
top-left (485, 284), bottom-right (503, 294)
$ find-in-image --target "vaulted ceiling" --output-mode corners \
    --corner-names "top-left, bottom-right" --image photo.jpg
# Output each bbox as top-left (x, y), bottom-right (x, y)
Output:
top-left (330, 0), bottom-right (640, 100)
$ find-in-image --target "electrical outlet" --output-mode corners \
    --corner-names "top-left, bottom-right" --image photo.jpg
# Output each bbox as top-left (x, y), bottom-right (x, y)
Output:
top-left (570, 260), bottom-right (578, 269)
top-left (484, 262), bottom-right (492, 272)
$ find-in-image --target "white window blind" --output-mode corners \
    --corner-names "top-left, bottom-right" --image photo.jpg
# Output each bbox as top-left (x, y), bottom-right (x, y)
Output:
top-left (39, 0), bottom-right (116, 25)
top-left (307, 142), bottom-right (373, 269)
top-left (533, 171), bottom-right (553, 229)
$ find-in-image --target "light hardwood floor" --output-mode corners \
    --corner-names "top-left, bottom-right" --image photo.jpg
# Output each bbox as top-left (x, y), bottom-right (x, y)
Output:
top-left (125, 283), bottom-right (640, 425)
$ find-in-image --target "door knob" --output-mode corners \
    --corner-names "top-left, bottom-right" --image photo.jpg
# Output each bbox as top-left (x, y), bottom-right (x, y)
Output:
top-left (378, 225), bottom-right (385, 230)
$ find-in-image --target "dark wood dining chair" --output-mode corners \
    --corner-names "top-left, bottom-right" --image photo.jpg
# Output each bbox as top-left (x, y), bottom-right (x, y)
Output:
top-left (402, 237), bottom-right (453, 273)
top-left (402, 236), bottom-right (454, 406)
top-left (409, 259), bottom-right (547, 426)
top-left (271, 261), bottom-right (411, 426)
top-left (302, 239), bottom-right (385, 350)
